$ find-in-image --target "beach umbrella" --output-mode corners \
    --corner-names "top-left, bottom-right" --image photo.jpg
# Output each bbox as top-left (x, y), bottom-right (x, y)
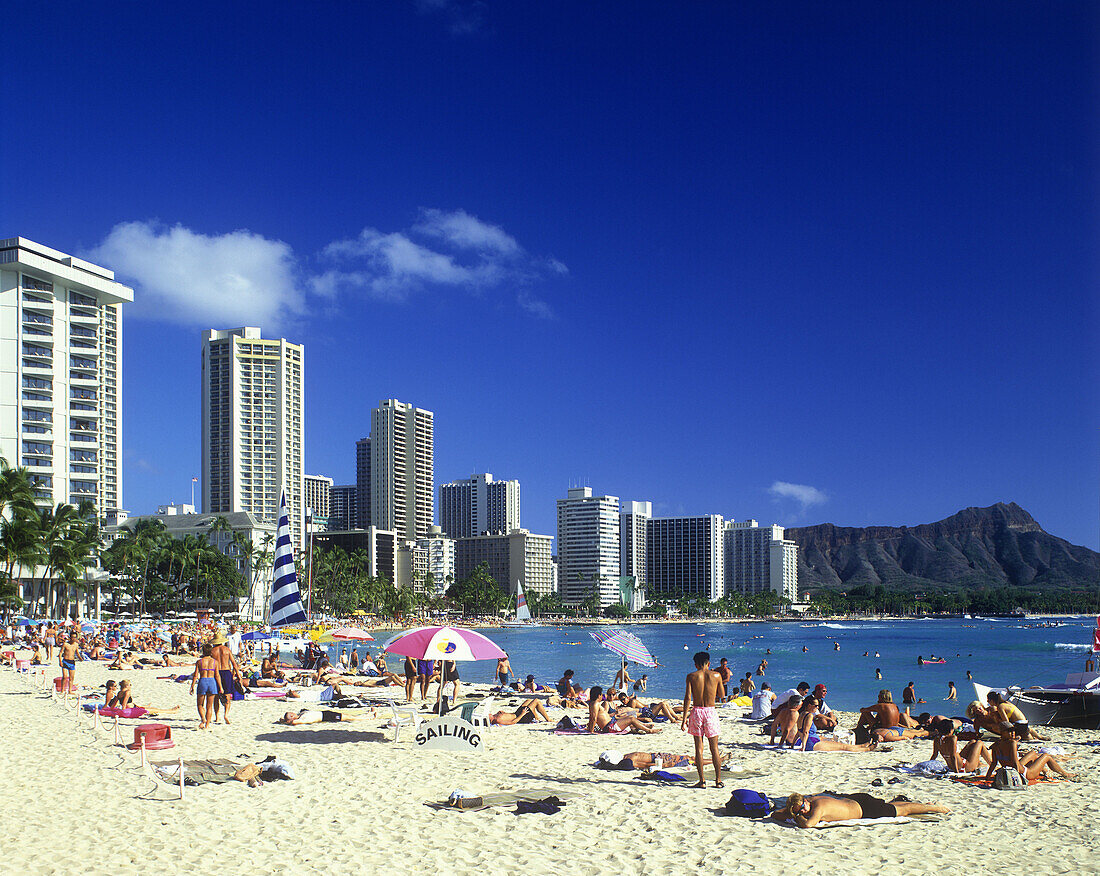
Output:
top-left (330, 626), bottom-right (375, 641)
top-left (383, 626), bottom-right (505, 662)
top-left (331, 627), bottom-right (375, 666)
top-left (590, 629), bottom-right (658, 667)
top-left (590, 629), bottom-right (658, 691)
top-left (384, 626), bottom-right (506, 712)
top-left (80, 621), bottom-right (97, 634)
top-left (241, 630), bottom-right (273, 642)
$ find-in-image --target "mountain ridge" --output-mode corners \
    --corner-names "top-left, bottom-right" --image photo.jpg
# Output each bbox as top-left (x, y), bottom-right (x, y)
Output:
top-left (787, 502), bottom-right (1098, 593)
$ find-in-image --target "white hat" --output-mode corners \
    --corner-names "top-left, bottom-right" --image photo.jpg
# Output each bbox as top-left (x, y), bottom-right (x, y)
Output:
top-left (599, 750), bottom-right (623, 763)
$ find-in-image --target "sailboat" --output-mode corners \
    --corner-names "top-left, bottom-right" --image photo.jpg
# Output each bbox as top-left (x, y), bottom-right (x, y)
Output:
top-left (972, 615), bottom-right (1100, 729)
top-left (267, 490), bottom-right (308, 647)
top-left (502, 580), bottom-right (541, 628)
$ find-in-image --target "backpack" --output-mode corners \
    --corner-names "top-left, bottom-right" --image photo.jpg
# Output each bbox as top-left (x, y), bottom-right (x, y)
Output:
top-left (992, 767), bottom-right (1027, 790)
top-left (723, 789), bottom-right (772, 817)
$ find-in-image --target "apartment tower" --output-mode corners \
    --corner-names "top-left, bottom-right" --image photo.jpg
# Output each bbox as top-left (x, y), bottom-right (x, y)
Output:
top-left (201, 327), bottom-right (304, 548)
top-left (556, 486), bottom-right (620, 607)
top-left (440, 472), bottom-right (521, 538)
top-left (0, 238), bottom-right (131, 516)
top-left (370, 399), bottom-right (434, 541)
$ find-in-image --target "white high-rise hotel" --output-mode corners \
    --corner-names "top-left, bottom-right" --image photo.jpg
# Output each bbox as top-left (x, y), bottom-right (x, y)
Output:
top-left (0, 238), bottom-right (131, 515)
top-left (440, 472), bottom-right (521, 538)
top-left (556, 486), bottom-right (620, 607)
top-left (371, 399), bottom-right (434, 542)
top-left (201, 328), bottom-right (305, 549)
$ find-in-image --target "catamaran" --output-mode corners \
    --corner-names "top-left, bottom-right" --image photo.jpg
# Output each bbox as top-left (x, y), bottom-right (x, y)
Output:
top-left (502, 580), bottom-right (541, 627)
top-left (972, 615), bottom-right (1100, 730)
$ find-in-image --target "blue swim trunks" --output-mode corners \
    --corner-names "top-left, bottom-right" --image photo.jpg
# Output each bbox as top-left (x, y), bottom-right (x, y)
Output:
top-left (196, 677), bottom-right (217, 696)
top-left (61, 659), bottom-right (76, 671)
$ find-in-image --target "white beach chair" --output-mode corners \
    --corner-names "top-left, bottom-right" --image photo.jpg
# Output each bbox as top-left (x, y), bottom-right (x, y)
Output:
top-left (387, 699), bottom-right (422, 742)
top-left (468, 696), bottom-right (495, 729)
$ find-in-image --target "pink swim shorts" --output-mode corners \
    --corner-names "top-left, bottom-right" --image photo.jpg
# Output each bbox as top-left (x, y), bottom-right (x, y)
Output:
top-left (687, 705), bottom-right (720, 739)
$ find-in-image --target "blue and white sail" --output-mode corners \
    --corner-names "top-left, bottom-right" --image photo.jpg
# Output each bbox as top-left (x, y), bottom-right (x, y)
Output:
top-left (269, 489), bottom-right (307, 627)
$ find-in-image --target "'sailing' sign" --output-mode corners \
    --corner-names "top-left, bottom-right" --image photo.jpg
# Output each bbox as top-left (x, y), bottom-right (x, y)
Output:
top-left (415, 716), bottom-right (483, 752)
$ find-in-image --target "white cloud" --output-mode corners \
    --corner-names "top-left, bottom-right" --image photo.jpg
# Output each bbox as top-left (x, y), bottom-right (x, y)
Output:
top-left (319, 209), bottom-right (564, 312)
top-left (414, 208), bottom-right (519, 256)
top-left (91, 209), bottom-right (561, 324)
top-left (91, 221), bottom-right (303, 329)
top-left (769, 481), bottom-right (828, 512)
top-left (416, 0), bottom-right (488, 36)
top-left (517, 291), bottom-right (554, 320)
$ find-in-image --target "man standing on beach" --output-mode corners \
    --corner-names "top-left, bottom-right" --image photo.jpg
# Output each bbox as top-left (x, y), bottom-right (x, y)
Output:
top-left (716, 658), bottom-right (732, 702)
top-left (210, 632), bottom-right (241, 725)
top-left (58, 632), bottom-right (79, 692)
top-left (496, 653), bottom-right (511, 689)
top-left (681, 651), bottom-right (723, 789)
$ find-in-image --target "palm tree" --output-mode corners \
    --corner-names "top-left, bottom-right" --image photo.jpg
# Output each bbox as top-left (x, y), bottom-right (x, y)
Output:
top-left (0, 512), bottom-right (43, 613)
top-left (0, 461), bottom-right (35, 520)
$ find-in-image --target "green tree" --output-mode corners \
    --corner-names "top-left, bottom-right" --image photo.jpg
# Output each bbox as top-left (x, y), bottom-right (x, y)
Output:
top-left (447, 563), bottom-right (508, 617)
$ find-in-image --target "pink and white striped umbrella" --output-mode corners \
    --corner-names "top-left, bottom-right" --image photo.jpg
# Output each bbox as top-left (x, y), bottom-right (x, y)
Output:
top-left (382, 626), bottom-right (505, 662)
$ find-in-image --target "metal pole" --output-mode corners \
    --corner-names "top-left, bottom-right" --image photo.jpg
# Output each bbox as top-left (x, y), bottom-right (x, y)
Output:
top-left (306, 509), bottom-right (314, 622)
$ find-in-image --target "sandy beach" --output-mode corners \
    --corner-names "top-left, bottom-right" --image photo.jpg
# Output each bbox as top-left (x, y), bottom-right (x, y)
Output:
top-left (0, 656), bottom-right (1095, 876)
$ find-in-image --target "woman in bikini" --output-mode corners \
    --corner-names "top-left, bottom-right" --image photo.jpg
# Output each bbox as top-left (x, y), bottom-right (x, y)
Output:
top-left (587, 686), bottom-right (661, 734)
top-left (986, 723), bottom-right (1077, 782)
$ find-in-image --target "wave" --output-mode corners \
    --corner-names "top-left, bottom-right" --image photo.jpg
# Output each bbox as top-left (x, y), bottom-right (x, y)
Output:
top-left (1054, 643), bottom-right (1091, 651)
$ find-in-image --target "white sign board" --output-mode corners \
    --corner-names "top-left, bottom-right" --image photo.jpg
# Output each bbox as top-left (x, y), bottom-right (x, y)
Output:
top-left (415, 717), bottom-right (484, 752)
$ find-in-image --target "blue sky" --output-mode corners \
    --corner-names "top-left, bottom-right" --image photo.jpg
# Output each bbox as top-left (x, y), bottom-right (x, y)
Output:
top-left (2, 2), bottom-right (1096, 548)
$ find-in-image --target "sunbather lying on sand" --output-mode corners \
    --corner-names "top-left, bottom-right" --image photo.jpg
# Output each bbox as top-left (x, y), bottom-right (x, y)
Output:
top-left (279, 708), bottom-right (371, 725)
top-left (621, 751), bottom-right (730, 770)
top-left (616, 693), bottom-right (682, 720)
top-left (490, 699), bottom-right (552, 725)
top-left (773, 792), bottom-right (949, 827)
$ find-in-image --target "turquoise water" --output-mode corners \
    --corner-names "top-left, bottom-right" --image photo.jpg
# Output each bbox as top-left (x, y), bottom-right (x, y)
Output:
top-left (322, 617), bottom-right (1096, 712)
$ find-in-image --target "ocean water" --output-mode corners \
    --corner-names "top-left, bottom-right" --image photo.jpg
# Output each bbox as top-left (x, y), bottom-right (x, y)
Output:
top-left (321, 616), bottom-right (1097, 712)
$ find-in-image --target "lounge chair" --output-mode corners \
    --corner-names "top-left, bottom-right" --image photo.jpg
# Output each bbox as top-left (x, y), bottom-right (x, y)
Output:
top-left (387, 699), bottom-right (422, 742)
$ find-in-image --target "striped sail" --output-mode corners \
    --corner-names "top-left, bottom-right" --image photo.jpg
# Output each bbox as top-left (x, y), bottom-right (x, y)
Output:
top-left (269, 489), bottom-right (307, 627)
top-left (515, 581), bottom-right (531, 622)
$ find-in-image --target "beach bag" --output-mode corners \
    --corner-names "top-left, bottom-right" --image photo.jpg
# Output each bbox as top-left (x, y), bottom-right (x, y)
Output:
top-left (557, 715), bottom-right (580, 730)
top-left (724, 789), bottom-right (772, 817)
top-left (992, 767), bottom-right (1026, 790)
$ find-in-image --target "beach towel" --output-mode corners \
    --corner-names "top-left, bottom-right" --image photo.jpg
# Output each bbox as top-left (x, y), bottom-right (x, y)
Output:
top-left (951, 774), bottom-right (1064, 788)
top-left (637, 770), bottom-right (686, 782)
top-left (781, 816), bottom-right (916, 829)
top-left (427, 788), bottom-right (579, 812)
top-left (151, 758), bottom-right (243, 786)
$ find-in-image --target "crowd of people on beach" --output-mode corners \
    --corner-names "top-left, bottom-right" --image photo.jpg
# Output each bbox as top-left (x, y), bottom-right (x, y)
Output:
top-left (2, 616), bottom-right (1084, 827)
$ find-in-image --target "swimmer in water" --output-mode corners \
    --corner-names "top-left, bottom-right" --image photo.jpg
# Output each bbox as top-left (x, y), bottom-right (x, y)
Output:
top-left (876, 668), bottom-right (883, 680)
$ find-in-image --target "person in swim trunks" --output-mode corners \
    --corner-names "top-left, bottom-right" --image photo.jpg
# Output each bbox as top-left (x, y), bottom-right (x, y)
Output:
top-left (776, 792), bottom-right (949, 827)
top-left (490, 699), bottom-right (551, 725)
top-left (279, 708), bottom-right (371, 725)
top-left (59, 633), bottom-right (79, 691)
top-left (621, 750), bottom-right (731, 770)
top-left (209, 632), bottom-right (241, 725)
top-left (191, 643), bottom-right (218, 730)
top-left (682, 651), bottom-right (723, 789)
top-left (417, 659), bottom-right (435, 701)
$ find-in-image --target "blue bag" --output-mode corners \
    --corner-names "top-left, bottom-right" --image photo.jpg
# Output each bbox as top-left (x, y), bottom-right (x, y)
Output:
top-left (724, 789), bottom-right (772, 816)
